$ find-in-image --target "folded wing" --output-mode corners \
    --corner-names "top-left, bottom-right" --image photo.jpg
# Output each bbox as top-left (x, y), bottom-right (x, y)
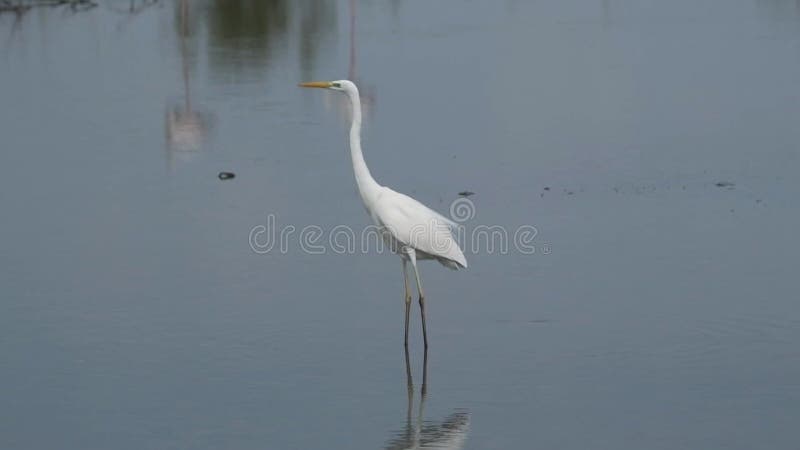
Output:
top-left (372, 187), bottom-right (467, 269)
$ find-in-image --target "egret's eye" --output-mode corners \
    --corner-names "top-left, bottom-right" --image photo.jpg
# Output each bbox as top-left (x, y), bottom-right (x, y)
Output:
top-left (332, 82), bottom-right (341, 88)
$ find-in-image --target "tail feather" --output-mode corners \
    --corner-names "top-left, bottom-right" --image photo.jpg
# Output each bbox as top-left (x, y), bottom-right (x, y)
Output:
top-left (438, 252), bottom-right (467, 270)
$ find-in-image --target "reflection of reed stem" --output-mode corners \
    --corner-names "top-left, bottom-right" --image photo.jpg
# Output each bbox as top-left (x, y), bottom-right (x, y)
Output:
top-left (349, 0), bottom-right (356, 80)
top-left (180, 0), bottom-right (191, 112)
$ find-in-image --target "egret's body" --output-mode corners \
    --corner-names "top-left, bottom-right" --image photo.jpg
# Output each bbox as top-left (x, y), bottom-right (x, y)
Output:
top-left (300, 80), bottom-right (467, 348)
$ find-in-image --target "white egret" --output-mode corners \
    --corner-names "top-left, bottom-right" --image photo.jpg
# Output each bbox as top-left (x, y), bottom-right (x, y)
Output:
top-left (299, 80), bottom-right (467, 348)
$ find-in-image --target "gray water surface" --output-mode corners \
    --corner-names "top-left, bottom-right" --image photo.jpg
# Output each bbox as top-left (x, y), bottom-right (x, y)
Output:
top-left (2, 1), bottom-right (799, 449)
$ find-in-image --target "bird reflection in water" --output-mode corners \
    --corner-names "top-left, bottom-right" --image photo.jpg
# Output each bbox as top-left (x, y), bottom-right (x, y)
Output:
top-left (385, 350), bottom-right (470, 450)
top-left (165, 0), bottom-right (214, 171)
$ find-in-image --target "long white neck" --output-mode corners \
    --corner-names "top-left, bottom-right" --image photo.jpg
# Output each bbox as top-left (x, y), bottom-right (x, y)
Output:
top-left (347, 86), bottom-right (381, 206)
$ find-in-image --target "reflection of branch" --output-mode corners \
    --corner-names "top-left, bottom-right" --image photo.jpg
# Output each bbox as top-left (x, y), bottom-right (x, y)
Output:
top-left (104, 0), bottom-right (159, 16)
top-left (103, 0), bottom-right (160, 32)
top-left (0, 0), bottom-right (96, 14)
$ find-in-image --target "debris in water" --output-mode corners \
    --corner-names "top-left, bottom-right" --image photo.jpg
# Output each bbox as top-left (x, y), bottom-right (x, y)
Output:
top-left (458, 191), bottom-right (475, 197)
top-left (218, 172), bottom-right (235, 180)
top-left (715, 181), bottom-right (735, 188)
top-left (543, 187), bottom-right (550, 191)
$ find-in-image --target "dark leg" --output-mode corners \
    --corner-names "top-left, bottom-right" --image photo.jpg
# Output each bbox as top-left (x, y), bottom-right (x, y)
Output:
top-left (419, 295), bottom-right (429, 349)
top-left (404, 300), bottom-right (411, 347)
top-left (421, 347), bottom-right (429, 397)
top-left (402, 259), bottom-right (411, 347)
top-left (417, 348), bottom-right (427, 430)
top-left (404, 346), bottom-right (414, 440)
top-left (404, 345), bottom-right (413, 391)
top-left (408, 251), bottom-right (429, 349)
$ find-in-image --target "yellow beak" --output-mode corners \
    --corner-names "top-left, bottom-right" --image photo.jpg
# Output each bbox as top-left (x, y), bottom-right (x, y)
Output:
top-left (298, 81), bottom-right (332, 89)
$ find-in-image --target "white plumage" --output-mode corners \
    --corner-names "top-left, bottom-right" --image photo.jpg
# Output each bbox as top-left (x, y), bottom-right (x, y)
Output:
top-left (371, 187), bottom-right (467, 270)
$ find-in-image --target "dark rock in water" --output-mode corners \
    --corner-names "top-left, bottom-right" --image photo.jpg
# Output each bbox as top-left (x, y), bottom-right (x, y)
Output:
top-left (458, 191), bottom-right (475, 197)
top-left (715, 181), bottom-right (735, 188)
top-left (218, 172), bottom-right (235, 180)
top-left (543, 186), bottom-right (550, 191)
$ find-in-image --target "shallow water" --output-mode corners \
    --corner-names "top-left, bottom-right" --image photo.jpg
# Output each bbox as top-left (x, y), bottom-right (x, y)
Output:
top-left (1, 1), bottom-right (799, 448)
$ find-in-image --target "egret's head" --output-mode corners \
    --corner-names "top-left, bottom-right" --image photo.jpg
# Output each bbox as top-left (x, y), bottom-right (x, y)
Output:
top-left (299, 79), bottom-right (355, 94)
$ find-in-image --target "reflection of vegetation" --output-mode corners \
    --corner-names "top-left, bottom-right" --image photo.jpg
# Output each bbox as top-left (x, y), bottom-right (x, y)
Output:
top-left (0, 0), bottom-right (95, 14)
top-left (755, 0), bottom-right (800, 21)
top-left (165, 0), bottom-right (214, 170)
top-left (299, 0), bottom-right (336, 78)
top-left (197, 0), bottom-right (335, 80)
top-left (105, 0), bottom-right (160, 16)
top-left (206, 0), bottom-right (288, 77)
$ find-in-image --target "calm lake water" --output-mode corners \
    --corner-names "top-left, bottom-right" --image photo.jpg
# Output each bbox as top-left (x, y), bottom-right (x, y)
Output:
top-left (2, 1), bottom-right (800, 448)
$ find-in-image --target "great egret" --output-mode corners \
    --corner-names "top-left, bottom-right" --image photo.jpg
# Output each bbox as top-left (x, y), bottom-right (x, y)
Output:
top-left (299, 80), bottom-right (467, 348)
